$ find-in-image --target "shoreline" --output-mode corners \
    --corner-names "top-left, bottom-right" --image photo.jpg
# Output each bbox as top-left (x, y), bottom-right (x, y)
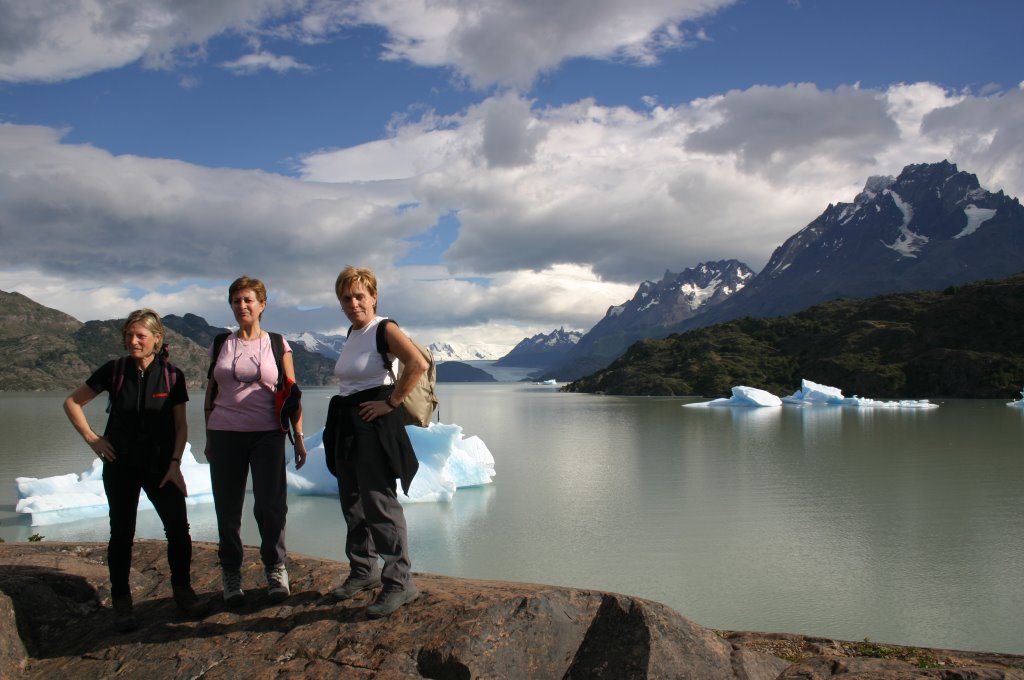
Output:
top-left (2, 540), bottom-right (1022, 678)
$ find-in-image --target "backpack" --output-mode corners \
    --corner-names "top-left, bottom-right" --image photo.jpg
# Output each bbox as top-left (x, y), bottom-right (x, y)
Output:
top-left (208, 331), bottom-right (302, 442)
top-left (348, 319), bottom-right (439, 427)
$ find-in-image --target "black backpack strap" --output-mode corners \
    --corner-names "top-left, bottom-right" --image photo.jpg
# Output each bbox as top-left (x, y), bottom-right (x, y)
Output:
top-left (375, 319), bottom-right (396, 372)
top-left (269, 332), bottom-right (286, 388)
top-left (106, 356), bottom-right (129, 414)
top-left (207, 332), bottom-right (231, 379)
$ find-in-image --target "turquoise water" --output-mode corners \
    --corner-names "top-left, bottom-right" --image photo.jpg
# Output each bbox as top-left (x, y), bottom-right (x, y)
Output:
top-left (2, 384), bottom-right (1023, 654)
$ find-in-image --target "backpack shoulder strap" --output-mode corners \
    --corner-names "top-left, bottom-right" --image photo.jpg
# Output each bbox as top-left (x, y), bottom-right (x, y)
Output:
top-left (106, 356), bottom-right (129, 413)
top-left (269, 332), bottom-right (286, 388)
top-left (207, 332), bottom-right (231, 379)
top-left (375, 319), bottom-right (396, 371)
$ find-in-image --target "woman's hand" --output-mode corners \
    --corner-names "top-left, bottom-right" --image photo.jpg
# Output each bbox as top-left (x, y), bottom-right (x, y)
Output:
top-left (160, 461), bottom-right (188, 496)
top-left (293, 437), bottom-right (308, 470)
top-left (358, 399), bottom-right (394, 422)
top-left (88, 435), bottom-right (117, 462)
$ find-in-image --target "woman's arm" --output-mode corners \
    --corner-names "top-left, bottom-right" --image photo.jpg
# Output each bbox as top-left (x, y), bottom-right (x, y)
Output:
top-left (358, 321), bottom-right (428, 422)
top-left (282, 351), bottom-right (307, 469)
top-left (63, 384), bottom-right (116, 461)
top-left (160, 403), bottom-right (189, 495)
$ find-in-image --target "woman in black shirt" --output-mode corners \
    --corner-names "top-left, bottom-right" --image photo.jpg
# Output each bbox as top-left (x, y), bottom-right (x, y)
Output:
top-left (64, 308), bottom-right (206, 631)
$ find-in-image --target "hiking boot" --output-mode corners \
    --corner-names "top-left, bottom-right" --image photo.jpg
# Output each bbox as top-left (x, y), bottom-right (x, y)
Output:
top-left (112, 593), bottom-right (138, 632)
top-left (366, 585), bottom-right (419, 619)
top-left (330, 572), bottom-right (382, 601)
top-left (222, 569), bottom-right (244, 607)
top-left (266, 563), bottom-right (290, 603)
top-left (173, 584), bottom-right (210, 619)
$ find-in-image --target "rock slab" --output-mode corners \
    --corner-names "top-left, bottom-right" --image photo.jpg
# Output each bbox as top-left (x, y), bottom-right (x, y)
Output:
top-left (0, 542), bottom-right (1021, 679)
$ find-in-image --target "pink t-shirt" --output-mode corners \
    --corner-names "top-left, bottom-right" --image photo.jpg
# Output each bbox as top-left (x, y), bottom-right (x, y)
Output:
top-left (207, 332), bottom-right (291, 432)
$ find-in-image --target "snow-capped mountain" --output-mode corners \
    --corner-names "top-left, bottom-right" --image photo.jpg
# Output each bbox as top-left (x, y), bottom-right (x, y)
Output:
top-left (284, 331), bottom-right (346, 360)
top-left (563, 260), bottom-right (754, 366)
top-left (681, 160), bottom-right (1024, 329)
top-left (494, 328), bottom-right (583, 368)
top-left (427, 342), bottom-right (512, 362)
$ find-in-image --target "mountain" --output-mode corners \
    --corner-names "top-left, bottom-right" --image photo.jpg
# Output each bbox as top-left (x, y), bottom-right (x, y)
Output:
top-left (550, 161), bottom-right (1024, 381)
top-left (494, 327), bottom-right (583, 369)
top-left (285, 331), bottom-right (347, 360)
top-left (163, 314), bottom-right (337, 386)
top-left (428, 342), bottom-right (511, 362)
top-left (674, 161), bottom-right (1024, 332)
top-left (0, 292), bottom-right (209, 391)
top-left (564, 272), bottom-right (1024, 399)
top-left (545, 260), bottom-right (753, 379)
top-left (436, 361), bottom-right (498, 382)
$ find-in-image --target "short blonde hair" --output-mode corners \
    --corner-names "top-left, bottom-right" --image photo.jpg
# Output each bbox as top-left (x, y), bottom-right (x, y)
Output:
top-left (335, 266), bottom-right (378, 310)
top-left (121, 308), bottom-right (164, 350)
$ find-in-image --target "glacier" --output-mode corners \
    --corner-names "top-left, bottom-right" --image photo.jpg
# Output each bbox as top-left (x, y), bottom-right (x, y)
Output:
top-left (16, 423), bottom-right (495, 526)
top-left (685, 379), bottom-right (939, 409)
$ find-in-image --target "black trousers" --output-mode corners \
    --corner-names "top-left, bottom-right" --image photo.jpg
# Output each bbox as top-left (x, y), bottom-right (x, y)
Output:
top-left (207, 430), bottom-right (288, 571)
top-left (334, 398), bottom-right (413, 592)
top-left (103, 461), bottom-right (192, 597)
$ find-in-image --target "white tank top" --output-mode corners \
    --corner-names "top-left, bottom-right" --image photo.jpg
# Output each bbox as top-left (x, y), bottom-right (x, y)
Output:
top-left (334, 316), bottom-right (398, 396)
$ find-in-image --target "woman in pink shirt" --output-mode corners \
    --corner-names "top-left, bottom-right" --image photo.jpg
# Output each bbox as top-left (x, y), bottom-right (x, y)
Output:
top-left (204, 276), bottom-right (307, 606)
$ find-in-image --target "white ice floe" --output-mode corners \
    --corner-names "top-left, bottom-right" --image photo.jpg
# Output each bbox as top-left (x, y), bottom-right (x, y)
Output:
top-left (685, 385), bottom-right (782, 408)
top-left (1008, 387), bottom-right (1024, 409)
top-left (782, 379), bottom-right (845, 404)
top-left (687, 379), bottom-right (938, 409)
top-left (16, 423), bottom-right (496, 526)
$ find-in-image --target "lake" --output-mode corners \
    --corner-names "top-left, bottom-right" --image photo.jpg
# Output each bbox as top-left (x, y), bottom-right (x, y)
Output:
top-left (2, 380), bottom-right (1023, 654)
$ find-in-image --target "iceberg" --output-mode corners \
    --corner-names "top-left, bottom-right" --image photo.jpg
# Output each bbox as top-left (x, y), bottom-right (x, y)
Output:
top-left (685, 385), bottom-right (783, 408)
top-left (1008, 387), bottom-right (1024, 409)
top-left (782, 378), bottom-right (845, 404)
top-left (685, 379), bottom-right (939, 409)
top-left (16, 423), bottom-right (496, 526)
top-left (784, 378), bottom-right (937, 409)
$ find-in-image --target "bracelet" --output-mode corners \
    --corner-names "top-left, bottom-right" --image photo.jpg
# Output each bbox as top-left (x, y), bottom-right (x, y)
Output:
top-left (170, 458), bottom-right (181, 464)
top-left (294, 432), bottom-right (304, 438)
top-left (386, 397), bottom-right (399, 410)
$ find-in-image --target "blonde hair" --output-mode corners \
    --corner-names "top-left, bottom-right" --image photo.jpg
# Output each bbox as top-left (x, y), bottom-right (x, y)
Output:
top-left (121, 308), bottom-right (164, 352)
top-left (335, 266), bottom-right (378, 311)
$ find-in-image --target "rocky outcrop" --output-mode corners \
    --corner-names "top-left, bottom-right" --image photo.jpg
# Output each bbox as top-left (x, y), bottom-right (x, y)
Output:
top-left (1, 542), bottom-right (1021, 679)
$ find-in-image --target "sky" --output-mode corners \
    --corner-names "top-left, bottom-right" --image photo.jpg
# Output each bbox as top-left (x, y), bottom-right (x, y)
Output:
top-left (1, 0), bottom-right (1022, 349)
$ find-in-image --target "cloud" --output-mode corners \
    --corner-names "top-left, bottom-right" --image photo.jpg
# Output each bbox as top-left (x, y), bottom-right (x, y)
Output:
top-left (221, 50), bottom-right (312, 75)
top-left (0, 0), bottom-right (287, 82)
top-left (2, 81), bottom-right (1022, 344)
top-left (0, 0), bottom-right (735, 87)
top-left (346, 0), bottom-right (736, 88)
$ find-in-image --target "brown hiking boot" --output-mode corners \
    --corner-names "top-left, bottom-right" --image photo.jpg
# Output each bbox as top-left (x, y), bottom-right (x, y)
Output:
top-left (112, 593), bottom-right (138, 632)
top-left (173, 584), bottom-right (210, 618)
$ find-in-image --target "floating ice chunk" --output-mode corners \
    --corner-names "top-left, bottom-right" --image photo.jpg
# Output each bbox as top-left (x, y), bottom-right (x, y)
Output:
top-left (840, 396), bottom-right (938, 409)
top-left (18, 424), bottom-right (497, 525)
top-left (288, 423), bottom-right (496, 503)
top-left (782, 379), bottom-right (845, 404)
top-left (16, 445), bottom-right (214, 526)
top-left (685, 385), bottom-right (782, 408)
top-left (1006, 387), bottom-right (1024, 409)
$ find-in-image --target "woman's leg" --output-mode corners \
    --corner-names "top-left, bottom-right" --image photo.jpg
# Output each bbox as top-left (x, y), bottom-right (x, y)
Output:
top-left (142, 472), bottom-right (193, 587)
top-left (336, 431), bottom-right (378, 578)
top-left (248, 431), bottom-right (287, 569)
top-left (207, 430), bottom-right (250, 571)
top-left (102, 463), bottom-right (143, 597)
top-left (350, 425), bottom-right (412, 593)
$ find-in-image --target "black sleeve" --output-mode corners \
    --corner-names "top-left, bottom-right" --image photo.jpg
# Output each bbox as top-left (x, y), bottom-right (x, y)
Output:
top-left (84, 360), bottom-right (116, 395)
top-left (169, 367), bottom-right (189, 406)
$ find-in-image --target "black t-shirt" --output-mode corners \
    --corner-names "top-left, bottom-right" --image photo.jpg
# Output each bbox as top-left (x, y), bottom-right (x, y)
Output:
top-left (86, 356), bottom-right (188, 471)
